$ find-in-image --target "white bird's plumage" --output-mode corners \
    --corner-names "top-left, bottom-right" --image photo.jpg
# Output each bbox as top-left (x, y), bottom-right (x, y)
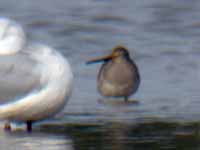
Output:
top-left (0, 18), bottom-right (73, 122)
top-left (0, 18), bottom-right (26, 55)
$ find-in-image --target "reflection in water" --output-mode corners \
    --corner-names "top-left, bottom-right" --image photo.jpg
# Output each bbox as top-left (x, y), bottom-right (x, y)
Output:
top-left (0, 129), bottom-right (73, 150)
top-left (38, 121), bottom-right (200, 150)
top-left (1, 104), bottom-right (200, 150)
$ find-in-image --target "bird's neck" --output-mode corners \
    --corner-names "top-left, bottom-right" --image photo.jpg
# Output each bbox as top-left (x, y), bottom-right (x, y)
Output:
top-left (112, 55), bottom-right (130, 63)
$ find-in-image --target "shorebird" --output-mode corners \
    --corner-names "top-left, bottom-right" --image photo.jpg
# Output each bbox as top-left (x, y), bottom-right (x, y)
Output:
top-left (87, 45), bottom-right (140, 102)
top-left (0, 18), bottom-right (73, 132)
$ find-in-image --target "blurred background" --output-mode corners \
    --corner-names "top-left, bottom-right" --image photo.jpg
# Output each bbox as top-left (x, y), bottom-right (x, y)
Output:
top-left (1, 0), bottom-right (200, 149)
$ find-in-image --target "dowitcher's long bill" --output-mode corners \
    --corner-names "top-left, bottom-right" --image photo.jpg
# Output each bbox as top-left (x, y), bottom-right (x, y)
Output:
top-left (87, 45), bottom-right (140, 102)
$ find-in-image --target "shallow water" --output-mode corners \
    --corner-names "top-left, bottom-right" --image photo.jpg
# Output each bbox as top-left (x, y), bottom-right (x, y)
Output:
top-left (1, 0), bottom-right (200, 149)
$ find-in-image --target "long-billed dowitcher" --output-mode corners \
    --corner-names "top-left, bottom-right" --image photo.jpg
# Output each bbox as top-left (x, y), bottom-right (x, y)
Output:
top-left (87, 45), bottom-right (140, 102)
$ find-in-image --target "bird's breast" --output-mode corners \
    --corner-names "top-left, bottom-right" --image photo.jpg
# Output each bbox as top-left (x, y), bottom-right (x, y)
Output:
top-left (97, 60), bottom-right (139, 97)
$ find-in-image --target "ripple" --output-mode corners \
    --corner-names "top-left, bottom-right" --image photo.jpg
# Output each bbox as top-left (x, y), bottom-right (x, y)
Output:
top-left (27, 19), bottom-right (54, 29)
top-left (91, 14), bottom-right (130, 24)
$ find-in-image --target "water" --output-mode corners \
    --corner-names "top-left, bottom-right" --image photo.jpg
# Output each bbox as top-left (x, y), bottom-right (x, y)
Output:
top-left (1, 0), bottom-right (200, 149)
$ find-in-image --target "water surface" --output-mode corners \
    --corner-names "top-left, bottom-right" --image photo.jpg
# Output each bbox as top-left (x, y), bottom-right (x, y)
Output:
top-left (1, 0), bottom-right (200, 149)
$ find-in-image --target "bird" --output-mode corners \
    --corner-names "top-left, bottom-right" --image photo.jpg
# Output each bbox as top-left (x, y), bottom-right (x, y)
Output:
top-left (0, 18), bottom-right (73, 132)
top-left (87, 45), bottom-right (140, 102)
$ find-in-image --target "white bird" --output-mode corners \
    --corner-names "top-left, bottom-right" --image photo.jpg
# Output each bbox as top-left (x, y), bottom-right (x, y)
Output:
top-left (0, 18), bottom-right (73, 132)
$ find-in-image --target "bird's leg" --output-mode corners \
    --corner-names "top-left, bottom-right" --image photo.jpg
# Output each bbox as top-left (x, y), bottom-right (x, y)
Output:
top-left (4, 121), bottom-right (11, 131)
top-left (124, 96), bottom-right (128, 102)
top-left (26, 120), bottom-right (32, 132)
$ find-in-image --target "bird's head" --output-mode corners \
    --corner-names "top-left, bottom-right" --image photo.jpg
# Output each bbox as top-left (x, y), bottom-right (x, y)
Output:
top-left (86, 45), bottom-right (130, 64)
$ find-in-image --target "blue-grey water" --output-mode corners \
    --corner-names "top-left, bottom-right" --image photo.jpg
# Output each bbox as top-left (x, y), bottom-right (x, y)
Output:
top-left (1, 0), bottom-right (200, 149)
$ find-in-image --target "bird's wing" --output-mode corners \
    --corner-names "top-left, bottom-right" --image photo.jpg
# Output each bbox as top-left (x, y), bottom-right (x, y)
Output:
top-left (0, 52), bottom-right (41, 104)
